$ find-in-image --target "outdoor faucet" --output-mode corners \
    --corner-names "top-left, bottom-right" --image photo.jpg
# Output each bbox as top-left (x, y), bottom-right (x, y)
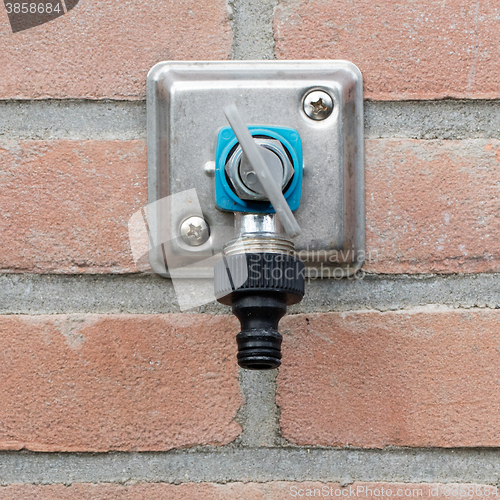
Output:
top-left (213, 105), bottom-right (305, 370)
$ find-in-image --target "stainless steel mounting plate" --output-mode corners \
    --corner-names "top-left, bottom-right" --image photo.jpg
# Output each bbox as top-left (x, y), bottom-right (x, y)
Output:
top-left (147, 60), bottom-right (364, 278)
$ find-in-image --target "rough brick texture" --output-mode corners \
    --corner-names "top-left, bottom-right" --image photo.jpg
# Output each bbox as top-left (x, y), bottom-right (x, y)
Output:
top-left (365, 139), bottom-right (500, 274)
top-left (0, 314), bottom-right (241, 452)
top-left (0, 482), bottom-right (496, 499)
top-left (278, 309), bottom-right (500, 448)
top-left (0, 0), bottom-right (231, 99)
top-left (2, 139), bottom-right (499, 275)
top-left (275, 0), bottom-right (500, 100)
top-left (0, 140), bottom-right (146, 273)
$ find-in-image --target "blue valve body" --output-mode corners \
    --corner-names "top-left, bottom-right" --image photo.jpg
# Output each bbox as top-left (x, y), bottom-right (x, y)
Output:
top-left (215, 126), bottom-right (303, 214)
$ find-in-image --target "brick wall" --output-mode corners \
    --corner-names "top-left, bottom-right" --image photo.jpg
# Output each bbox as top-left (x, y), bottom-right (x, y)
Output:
top-left (2, 0), bottom-right (500, 496)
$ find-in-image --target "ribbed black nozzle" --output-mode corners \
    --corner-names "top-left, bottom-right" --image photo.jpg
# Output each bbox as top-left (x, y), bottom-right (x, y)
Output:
top-left (233, 294), bottom-right (286, 369)
top-left (214, 253), bottom-right (305, 370)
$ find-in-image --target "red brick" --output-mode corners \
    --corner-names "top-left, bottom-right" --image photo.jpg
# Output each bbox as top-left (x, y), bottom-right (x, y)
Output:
top-left (275, 1), bottom-right (500, 100)
top-left (0, 0), bottom-right (231, 99)
top-left (0, 140), bottom-right (146, 273)
top-left (278, 309), bottom-right (500, 448)
top-left (365, 139), bottom-right (500, 274)
top-left (0, 314), bottom-right (241, 452)
top-left (2, 139), bottom-right (498, 275)
top-left (0, 483), bottom-right (496, 499)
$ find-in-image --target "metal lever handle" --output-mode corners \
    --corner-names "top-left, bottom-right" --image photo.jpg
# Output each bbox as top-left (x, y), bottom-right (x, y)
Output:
top-left (223, 104), bottom-right (301, 238)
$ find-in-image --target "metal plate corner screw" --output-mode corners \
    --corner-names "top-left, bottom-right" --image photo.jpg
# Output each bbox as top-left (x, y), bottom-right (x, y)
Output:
top-left (180, 216), bottom-right (210, 246)
top-left (303, 90), bottom-right (333, 120)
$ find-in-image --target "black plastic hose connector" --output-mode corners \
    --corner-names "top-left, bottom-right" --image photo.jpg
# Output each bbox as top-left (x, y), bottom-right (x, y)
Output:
top-left (214, 252), bottom-right (305, 370)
